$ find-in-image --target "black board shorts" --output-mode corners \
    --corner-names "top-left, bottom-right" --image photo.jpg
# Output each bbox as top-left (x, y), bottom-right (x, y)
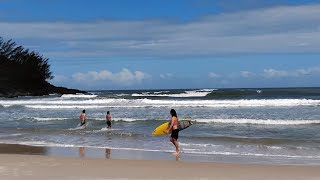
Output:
top-left (171, 129), bottom-right (179, 140)
top-left (80, 122), bottom-right (86, 126)
top-left (107, 121), bottom-right (111, 127)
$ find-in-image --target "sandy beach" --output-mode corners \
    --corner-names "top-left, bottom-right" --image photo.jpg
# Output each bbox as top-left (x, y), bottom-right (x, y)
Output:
top-left (0, 153), bottom-right (319, 180)
top-left (3, 0), bottom-right (320, 178)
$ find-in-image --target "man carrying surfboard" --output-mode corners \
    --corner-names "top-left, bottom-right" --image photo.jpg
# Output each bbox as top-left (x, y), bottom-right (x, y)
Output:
top-left (165, 109), bottom-right (180, 157)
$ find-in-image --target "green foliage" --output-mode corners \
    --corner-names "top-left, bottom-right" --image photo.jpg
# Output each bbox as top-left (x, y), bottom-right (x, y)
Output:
top-left (0, 37), bottom-right (53, 88)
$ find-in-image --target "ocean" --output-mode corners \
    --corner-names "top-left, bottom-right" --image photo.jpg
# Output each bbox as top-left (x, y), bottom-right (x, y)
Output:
top-left (1, 88), bottom-right (320, 164)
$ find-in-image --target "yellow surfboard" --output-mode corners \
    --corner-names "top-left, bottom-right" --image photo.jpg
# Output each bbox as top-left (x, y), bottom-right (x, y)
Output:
top-left (152, 122), bottom-right (170, 136)
top-left (152, 119), bottom-right (193, 136)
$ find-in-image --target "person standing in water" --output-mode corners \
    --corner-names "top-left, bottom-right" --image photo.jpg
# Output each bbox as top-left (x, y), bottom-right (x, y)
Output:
top-left (166, 109), bottom-right (179, 156)
top-left (79, 147), bottom-right (85, 158)
top-left (80, 109), bottom-right (86, 127)
top-left (106, 111), bottom-right (112, 128)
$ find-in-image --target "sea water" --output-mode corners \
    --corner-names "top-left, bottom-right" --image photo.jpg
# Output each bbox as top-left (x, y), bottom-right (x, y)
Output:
top-left (1, 88), bottom-right (320, 164)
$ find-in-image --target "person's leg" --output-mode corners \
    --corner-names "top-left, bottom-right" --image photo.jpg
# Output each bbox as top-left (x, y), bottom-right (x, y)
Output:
top-left (170, 137), bottom-right (179, 156)
top-left (170, 137), bottom-right (174, 145)
top-left (173, 138), bottom-right (179, 153)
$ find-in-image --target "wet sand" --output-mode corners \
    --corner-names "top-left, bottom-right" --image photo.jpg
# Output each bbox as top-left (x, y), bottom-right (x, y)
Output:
top-left (0, 143), bottom-right (320, 179)
top-left (1, 153), bottom-right (320, 180)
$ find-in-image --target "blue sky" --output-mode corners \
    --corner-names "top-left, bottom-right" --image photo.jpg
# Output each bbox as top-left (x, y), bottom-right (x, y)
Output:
top-left (1, 0), bottom-right (320, 90)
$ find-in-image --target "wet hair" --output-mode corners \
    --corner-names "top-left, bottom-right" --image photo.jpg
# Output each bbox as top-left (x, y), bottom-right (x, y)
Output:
top-left (107, 111), bottom-right (110, 114)
top-left (170, 109), bottom-right (177, 117)
top-left (82, 110), bottom-right (85, 113)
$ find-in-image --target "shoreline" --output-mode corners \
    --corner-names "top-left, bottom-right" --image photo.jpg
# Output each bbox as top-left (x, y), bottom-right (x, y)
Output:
top-left (1, 143), bottom-right (320, 166)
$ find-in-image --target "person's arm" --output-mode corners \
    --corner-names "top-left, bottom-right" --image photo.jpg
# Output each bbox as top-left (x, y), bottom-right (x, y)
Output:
top-left (165, 117), bottom-right (174, 133)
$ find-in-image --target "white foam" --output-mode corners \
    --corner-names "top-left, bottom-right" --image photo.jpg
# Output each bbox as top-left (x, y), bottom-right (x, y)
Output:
top-left (32, 117), bottom-right (70, 121)
top-left (68, 125), bottom-right (86, 130)
top-left (180, 142), bottom-right (222, 147)
top-left (0, 134), bottom-right (23, 138)
top-left (25, 105), bottom-right (109, 109)
top-left (181, 143), bottom-right (283, 150)
top-left (61, 94), bottom-right (97, 98)
top-left (115, 93), bottom-right (129, 97)
top-left (264, 145), bottom-right (283, 150)
top-left (194, 118), bottom-right (320, 125)
top-left (154, 91), bottom-right (170, 94)
top-left (112, 118), bottom-right (148, 122)
top-left (132, 90), bottom-right (212, 98)
top-left (182, 150), bottom-right (320, 159)
top-left (97, 128), bottom-right (122, 132)
top-left (2, 98), bottom-right (320, 109)
top-left (296, 147), bottom-right (311, 150)
top-left (240, 152), bottom-right (320, 159)
top-left (183, 151), bottom-right (239, 156)
top-left (199, 89), bottom-right (217, 92)
top-left (0, 98), bottom-right (118, 105)
top-left (141, 99), bottom-right (320, 107)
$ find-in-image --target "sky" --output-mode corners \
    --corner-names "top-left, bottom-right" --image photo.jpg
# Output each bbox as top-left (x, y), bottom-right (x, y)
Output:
top-left (1, 0), bottom-right (320, 90)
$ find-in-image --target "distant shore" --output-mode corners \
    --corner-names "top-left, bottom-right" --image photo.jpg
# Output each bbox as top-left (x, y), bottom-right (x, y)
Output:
top-left (0, 144), bottom-right (320, 180)
top-left (0, 82), bottom-right (86, 98)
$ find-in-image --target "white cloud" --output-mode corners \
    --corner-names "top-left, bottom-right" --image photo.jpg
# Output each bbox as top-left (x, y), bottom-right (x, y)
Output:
top-left (296, 67), bottom-right (320, 75)
top-left (262, 69), bottom-right (290, 78)
top-left (208, 72), bottom-right (221, 79)
top-left (160, 73), bottom-right (173, 79)
top-left (1, 4), bottom-right (320, 58)
top-left (240, 71), bottom-right (255, 78)
top-left (262, 67), bottom-right (320, 78)
top-left (207, 66), bottom-right (320, 81)
top-left (72, 68), bottom-right (150, 85)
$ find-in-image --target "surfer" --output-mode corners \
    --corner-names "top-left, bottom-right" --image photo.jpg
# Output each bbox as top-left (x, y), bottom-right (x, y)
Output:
top-left (80, 109), bottom-right (86, 126)
top-left (165, 109), bottom-right (180, 156)
top-left (106, 111), bottom-right (112, 128)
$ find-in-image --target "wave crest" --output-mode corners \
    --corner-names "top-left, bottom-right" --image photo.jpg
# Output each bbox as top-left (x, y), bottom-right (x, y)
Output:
top-left (194, 118), bottom-right (320, 125)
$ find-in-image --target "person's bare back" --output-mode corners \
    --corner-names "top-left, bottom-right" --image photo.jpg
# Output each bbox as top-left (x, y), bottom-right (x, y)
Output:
top-left (106, 111), bottom-right (112, 128)
top-left (80, 110), bottom-right (86, 126)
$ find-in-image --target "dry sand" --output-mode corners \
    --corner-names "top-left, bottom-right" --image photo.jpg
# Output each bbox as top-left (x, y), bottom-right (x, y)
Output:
top-left (0, 154), bottom-right (320, 180)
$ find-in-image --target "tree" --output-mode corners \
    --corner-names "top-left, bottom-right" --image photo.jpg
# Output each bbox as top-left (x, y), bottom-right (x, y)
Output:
top-left (0, 37), bottom-right (54, 88)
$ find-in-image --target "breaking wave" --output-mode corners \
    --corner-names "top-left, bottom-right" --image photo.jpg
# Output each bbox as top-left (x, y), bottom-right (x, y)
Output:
top-left (194, 118), bottom-right (320, 125)
top-left (132, 89), bottom-right (216, 98)
top-left (1, 98), bottom-right (320, 109)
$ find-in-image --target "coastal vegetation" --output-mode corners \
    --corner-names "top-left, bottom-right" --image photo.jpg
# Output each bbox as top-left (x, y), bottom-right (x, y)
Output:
top-left (0, 37), bottom-right (84, 97)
